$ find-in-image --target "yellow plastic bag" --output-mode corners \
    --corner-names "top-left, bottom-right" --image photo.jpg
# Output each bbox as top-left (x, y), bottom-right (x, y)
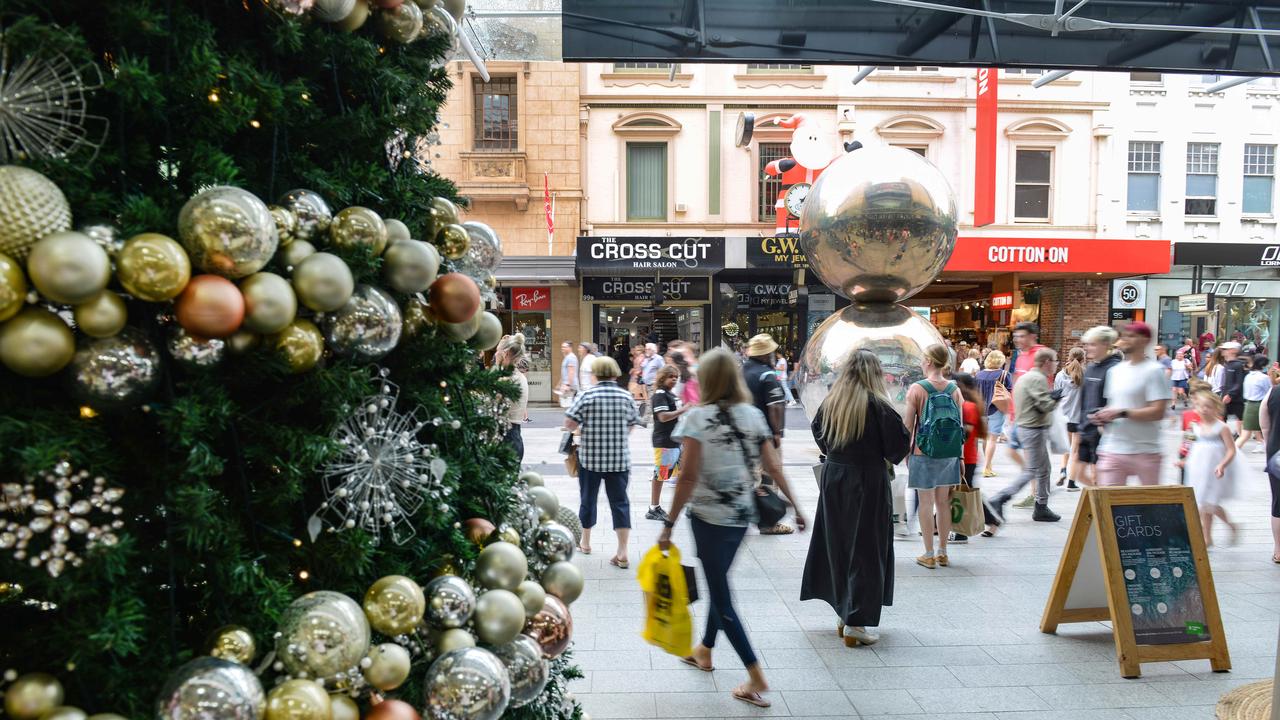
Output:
top-left (636, 543), bottom-right (693, 658)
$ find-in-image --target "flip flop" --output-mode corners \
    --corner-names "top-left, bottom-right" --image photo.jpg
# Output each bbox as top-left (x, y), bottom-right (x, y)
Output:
top-left (1272, 554), bottom-right (1280, 564)
top-left (981, 530), bottom-right (996, 538)
top-left (732, 687), bottom-right (771, 708)
top-left (577, 545), bottom-right (591, 555)
top-left (759, 524), bottom-right (793, 535)
top-left (680, 656), bottom-right (714, 672)
top-left (610, 557), bottom-right (629, 569)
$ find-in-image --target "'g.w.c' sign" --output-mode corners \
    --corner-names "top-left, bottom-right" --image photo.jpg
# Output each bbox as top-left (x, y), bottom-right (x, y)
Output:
top-left (510, 287), bottom-right (551, 311)
top-left (748, 235), bottom-right (808, 268)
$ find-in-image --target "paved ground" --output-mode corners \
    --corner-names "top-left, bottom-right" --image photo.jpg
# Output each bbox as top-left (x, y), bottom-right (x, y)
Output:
top-left (521, 404), bottom-right (1279, 720)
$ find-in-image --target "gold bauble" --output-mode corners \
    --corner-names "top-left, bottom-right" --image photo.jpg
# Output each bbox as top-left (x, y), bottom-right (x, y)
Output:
top-left (435, 223), bottom-right (469, 260)
top-left (265, 679), bottom-right (330, 720)
top-left (436, 628), bottom-right (475, 653)
top-left (515, 580), bottom-right (547, 618)
top-left (335, 0), bottom-right (371, 31)
top-left (268, 205), bottom-right (298, 246)
top-left (441, 0), bottom-right (465, 21)
top-left (227, 329), bottom-right (260, 354)
top-left (37, 707), bottom-right (85, 720)
top-left (279, 239), bottom-right (317, 271)
top-left (0, 251), bottom-right (27, 322)
top-left (270, 319), bottom-right (324, 373)
top-left (430, 554), bottom-right (459, 578)
top-left (328, 696), bottom-right (360, 720)
top-left (73, 291), bottom-right (128, 338)
top-left (362, 643), bottom-right (412, 691)
top-left (207, 624), bottom-right (257, 665)
top-left (117, 233), bottom-right (192, 302)
top-left (276, 190), bottom-right (333, 243)
top-left (329, 206), bottom-right (388, 257)
top-left (426, 197), bottom-right (460, 235)
top-left (402, 297), bottom-right (432, 337)
top-left (239, 272), bottom-right (297, 335)
top-left (474, 541), bottom-right (528, 591)
top-left (363, 575), bottom-right (426, 637)
top-left (384, 219), bottom-right (411, 245)
top-left (482, 272), bottom-right (497, 291)
top-left (541, 560), bottom-right (585, 604)
top-left (291, 252), bottom-right (354, 313)
top-left (27, 231), bottom-right (111, 305)
top-left (383, 239), bottom-right (440, 294)
top-left (4, 673), bottom-right (64, 720)
top-left (440, 312), bottom-right (480, 342)
top-left (0, 307), bottom-right (75, 377)
top-left (378, 1), bottom-right (423, 42)
top-left (488, 526), bottom-right (521, 547)
top-left (467, 311), bottom-right (503, 351)
top-left (0, 166), bottom-right (72, 261)
top-left (177, 186), bottom-right (279, 280)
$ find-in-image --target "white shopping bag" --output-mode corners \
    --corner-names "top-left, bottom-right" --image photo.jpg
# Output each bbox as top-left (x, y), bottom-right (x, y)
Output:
top-left (1048, 408), bottom-right (1070, 455)
top-left (891, 468), bottom-right (908, 531)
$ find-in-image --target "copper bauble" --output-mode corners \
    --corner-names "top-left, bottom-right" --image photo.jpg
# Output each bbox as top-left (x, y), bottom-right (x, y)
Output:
top-left (463, 517), bottom-right (495, 545)
top-left (176, 275), bottom-right (245, 339)
top-left (0, 307), bottom-right (75, 378)
top-left (117, 233), bottom-right (192, 302)
top-left (365, 699), bottom-right (420, 720)
top-left (524, 596), bottom-right (572, 659)
top-left (428, 273), bottom-right (480, 324)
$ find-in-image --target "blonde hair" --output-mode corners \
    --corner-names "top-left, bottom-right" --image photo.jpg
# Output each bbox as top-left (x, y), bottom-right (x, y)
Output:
top-left (1193, 390), bottom-right (1225, 419)
top-left (592, 356), bottom-right (622, 380)
top-left (697, 348), bottom-right (750, 407)
top-left (968, 349), bottom-right (980, 359)
top-left (819, 350), bottom-right (891, 446)
top-left (984, 350), bottom-right (1006, 369)
top-left (498, 333), bottom-right (526, 364)
top-left (923, 343), bottom-right (949, 371)
top-left (1082, 325), bottom-right (1118, 346)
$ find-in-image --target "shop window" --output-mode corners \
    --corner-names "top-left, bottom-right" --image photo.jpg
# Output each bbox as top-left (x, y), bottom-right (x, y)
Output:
top-left (1127, 141), bottom-right (1161, 213)
top-left (1243, 143), bottom-right (1275, 215)
top-left (472, 76), bottom-right (517, 151)
top-left (626, 142), bottom-right (667, 221)
top-left (746, 63), bottom-right (812, 73)
top-left (614, 62), bottom-right (675, 72)
top-left (1014, 148), bottom-right (1052, 222)
top-left (1130, 71), bottom-right (1162, 83)
top-left (757, 142), bottom-right (789, 222)
top-left (1185, 142), bottom-right (1219, 216)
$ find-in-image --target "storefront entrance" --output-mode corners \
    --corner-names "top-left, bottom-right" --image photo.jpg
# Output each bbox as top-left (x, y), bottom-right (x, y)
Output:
top-left (595, 305), bottom-right (705, 358)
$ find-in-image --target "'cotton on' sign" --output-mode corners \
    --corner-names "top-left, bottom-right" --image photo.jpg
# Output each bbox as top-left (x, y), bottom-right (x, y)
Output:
top-left (987, 245), bottom-right (1069, 264)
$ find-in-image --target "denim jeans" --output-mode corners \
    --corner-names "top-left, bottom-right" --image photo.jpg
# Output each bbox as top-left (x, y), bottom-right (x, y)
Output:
top-left (690, 516), bottom-right (758, 666)
top-left (578, 469), bottom-right (631, 529)
top-left (993, 425), bottom-right (1050, 504)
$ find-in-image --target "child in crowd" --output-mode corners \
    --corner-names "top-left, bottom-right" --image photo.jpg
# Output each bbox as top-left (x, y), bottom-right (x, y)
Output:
top-left (1181, 390), bottom-right (1241, 547)
top-left (954, 373), bottom-right (997, 539)
top-left (646, 365), bottom-right (686, 521)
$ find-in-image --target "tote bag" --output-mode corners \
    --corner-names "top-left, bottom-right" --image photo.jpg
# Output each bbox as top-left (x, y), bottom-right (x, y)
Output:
top-left (950, 485), bottom-right (985, 537)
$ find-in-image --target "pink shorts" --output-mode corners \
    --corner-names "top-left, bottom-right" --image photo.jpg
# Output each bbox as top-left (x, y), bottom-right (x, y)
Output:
top-left (1095, 452), bottom-right (1163, 486)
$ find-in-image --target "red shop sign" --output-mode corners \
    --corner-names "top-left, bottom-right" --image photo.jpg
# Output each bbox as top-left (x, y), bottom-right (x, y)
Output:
top-left (991, 293), bottom-right (1014, 308)
top-left (510, 287), bottom-right (551, 311)
top-left (944, 237), bottom-right (1171, 274)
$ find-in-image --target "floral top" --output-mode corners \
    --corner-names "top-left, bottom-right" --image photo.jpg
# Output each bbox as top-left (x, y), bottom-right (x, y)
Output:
top-left (673, 403), bottom-right (770, 527)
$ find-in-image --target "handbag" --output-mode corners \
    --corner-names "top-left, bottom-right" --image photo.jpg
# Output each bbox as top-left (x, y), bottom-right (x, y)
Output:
top-left (557, 431), bottom-right (574, 455)
top-left (718, 406), bottom-right (788, 528)
top-left (991, 371), bottom-right (1011, 414)
top-left (1048, 408), bottom-right (1070, 455)
top-left (682, 563), bottom-right (699, 604)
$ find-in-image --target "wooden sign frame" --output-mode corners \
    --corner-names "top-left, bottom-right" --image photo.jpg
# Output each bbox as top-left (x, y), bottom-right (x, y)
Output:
top-left (1041, 486), bottom-right (1230, 678)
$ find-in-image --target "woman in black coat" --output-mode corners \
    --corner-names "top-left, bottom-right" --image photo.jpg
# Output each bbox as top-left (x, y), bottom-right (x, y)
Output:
top-left (801, 349), bottom-right (911, 647)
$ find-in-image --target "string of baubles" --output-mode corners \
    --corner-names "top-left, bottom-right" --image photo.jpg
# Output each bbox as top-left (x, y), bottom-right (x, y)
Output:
top-left (0, 166), bottom-right (505, 402)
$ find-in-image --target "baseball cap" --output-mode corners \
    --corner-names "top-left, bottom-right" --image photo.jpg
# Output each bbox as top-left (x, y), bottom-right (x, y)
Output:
top-left (1221, 341), bottom-right (1242, 350)
top-left (1122, 322), bottom-right (1152, 338)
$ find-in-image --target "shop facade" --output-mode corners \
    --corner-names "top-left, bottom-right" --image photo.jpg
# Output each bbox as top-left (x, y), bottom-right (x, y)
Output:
top-left (493, 256), bottom-right (579, 400)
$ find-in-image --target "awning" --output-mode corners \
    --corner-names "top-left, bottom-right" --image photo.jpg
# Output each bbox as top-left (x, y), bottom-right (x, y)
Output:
top-left (494, 256), bottom-right (577, 284)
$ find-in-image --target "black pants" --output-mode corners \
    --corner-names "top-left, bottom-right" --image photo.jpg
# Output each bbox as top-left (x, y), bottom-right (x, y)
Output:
top-left (578, 469), bottom-right (630, 529)
top-left (506, 423), bottom-right (524, 463)
top-left (690, 516), bottom-right (757, 666)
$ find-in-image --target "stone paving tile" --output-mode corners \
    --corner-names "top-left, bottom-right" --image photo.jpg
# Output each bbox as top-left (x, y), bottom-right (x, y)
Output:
top-left (758, 647), bottom-right (826, 668)
top-left (1028, 683), bottom-right (1172, 709)
top-left (776, 691), bottom-right (857, 717)
top-left (571, 650), bottom-right (653, 671)
top-left (992, 711), bottom-right (1135, 720)
top-left (589, 668), bottom-right (718, 693)
top-left (576, 692), bottom-right (656, 719)
top-left (1120, 706), bottom-right (1220, 720)
top-left (832, 665), bottom-right (961, 690)
top-left (844, 689), bottom-right (925, 715)
top-left (713, 668), bottom-right (842, 692)
top-left (657, 691), bottom-right (795, 717)
top-left (872, 645), bottom-right (1000, 667)
top-left (910, 686), bottom-right (1052, 714)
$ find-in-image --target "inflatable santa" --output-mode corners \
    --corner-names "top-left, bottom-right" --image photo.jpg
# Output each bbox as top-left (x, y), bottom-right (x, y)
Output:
top-left (763, 114), bottom-right (857, 235)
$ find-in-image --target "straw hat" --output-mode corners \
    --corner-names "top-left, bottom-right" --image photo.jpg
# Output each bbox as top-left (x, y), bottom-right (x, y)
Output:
top-left (745, 333), bottom-right (778, 357)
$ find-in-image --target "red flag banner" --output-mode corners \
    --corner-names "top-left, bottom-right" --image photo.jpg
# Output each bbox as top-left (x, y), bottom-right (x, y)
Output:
top-left (974, 68), bottom-right (997, 227)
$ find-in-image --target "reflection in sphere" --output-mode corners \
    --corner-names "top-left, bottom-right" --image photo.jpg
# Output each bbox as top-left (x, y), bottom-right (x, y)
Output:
top-left (796, 303), bottom-right (945, 421)
top-left (799, 146), bottom-right (957, 303)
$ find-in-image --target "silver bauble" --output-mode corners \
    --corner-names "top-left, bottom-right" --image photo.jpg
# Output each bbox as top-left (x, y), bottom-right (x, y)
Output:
top-left (490, 635), bottom-right (548, 709)
top-left (382, 239), bottom-right (440, 294)
top-left (178, 186), bottom-right (279, 279)
top-left (518, 471), bottom-right (543, 487)
top-left (474, 589), bottom-right (525, 645)
top-left (314, 0), bottom-right (356, 22)
top-left (378, 0), bottom-right (424, 43)
top-left (799, 146), bottom-right (957, 303)
top-left (275, 591), bottom-right (372, 679)
top-left (554, 506), bottom-right (582, 545)
top-left (514, 581), bottom-right (546, 618)
top-left (322, 284), bottom-right (402, 361)
top-left (422, 648), bottom-right (510, 720)
top-left (421, 5), bottom-right (458, 44)
top-left (79, 222), bottom-right (124, 258)
top-left (796, 302), bottom-right (945, 420)
top-left (540, 561), bottom-right (584, 605)
top-left (425, 575), bottom-right (476, 629)
top-left (277, 189), bottom-right (333, 243)
top-left (467, 311), bottom-right (503, 352)
top-left (292, 252), bottom-right (354, 313)
top-left (384, 219), bottom-right (412, 245)
top-left (280, 239), bottom-right (317, 271)
top-left (168, 327), bottom-right (227, 368)
top-left (527, 487), bottom-right (559, 523)
top-left (0, 165), bottom-right (71, 261)
top-left (474, 541), bottom-right (527, 591)
top-left (532, 522), bottom-right (574, 564)
top-left (155, 657), bottom-right (265, 720)
top-left (240, 272), bottom-right (298, 335)
top-left (67, 328), bottom-right (162, 409)
top-left (461, 222), bottom-right (502, 272)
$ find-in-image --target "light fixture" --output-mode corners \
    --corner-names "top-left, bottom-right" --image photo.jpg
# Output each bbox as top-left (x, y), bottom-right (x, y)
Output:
top-left (1032, 70), bottom-right (1073, 88)
top-left (852, 66), bottom-right (876, 84)
top-left (1204, 76), bottom-right (1258, 93)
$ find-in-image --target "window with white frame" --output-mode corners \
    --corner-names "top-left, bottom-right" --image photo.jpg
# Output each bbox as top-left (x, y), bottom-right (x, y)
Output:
top-left (757, 142), bottom-right (790, 222)
top-left (1014, 149), bottom-right (1052, 221)
top-left (1244, 143), bottom-right (1275, 215)
top-left (1127, 141), bottom-right (1161, 213)
top-left (746, 63), bottom-right (812, 73)
top-left (1185, 142), bottom-right (1219, 216)
top-left (626, 142), bottom-right (667, 221)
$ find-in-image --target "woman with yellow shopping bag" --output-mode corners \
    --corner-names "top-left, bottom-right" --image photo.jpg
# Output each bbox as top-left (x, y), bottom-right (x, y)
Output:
top-left (656, 349), bottom-right (806, 710)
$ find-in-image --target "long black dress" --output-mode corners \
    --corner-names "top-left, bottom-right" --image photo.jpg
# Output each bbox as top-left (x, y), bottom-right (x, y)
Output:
top-left (800, 398), bottom-right (911, 627)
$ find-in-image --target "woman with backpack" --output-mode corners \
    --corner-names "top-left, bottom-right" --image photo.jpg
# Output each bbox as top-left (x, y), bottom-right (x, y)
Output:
top-left (901, 344), bottom-right (965, 569)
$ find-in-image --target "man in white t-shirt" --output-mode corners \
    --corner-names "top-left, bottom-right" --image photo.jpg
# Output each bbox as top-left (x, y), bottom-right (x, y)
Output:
top-left (1088, 322), bottom-right (1173, 486)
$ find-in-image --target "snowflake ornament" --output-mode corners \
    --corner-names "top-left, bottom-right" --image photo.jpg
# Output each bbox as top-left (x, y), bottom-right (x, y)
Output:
top-left (0, 33), bottom-right (107, 163)
top-left (313, 374), bottom-right (448, 545)
top-left (0, 460), bottom-right (125, 578)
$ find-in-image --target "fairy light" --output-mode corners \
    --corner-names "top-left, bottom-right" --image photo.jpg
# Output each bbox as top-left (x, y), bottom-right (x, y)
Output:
top-left (300, 92), bottom-right (311, 101)
top-left (298, 570), bottom-right (310, 581)
top-left (208, 91), bottom-right (220, 103)
top-left (79, 406), bottom-right (98, 419)
top-left (249, 119), bottom-right (261, 129)
top-left (292, 538), bottom-right (303, 548)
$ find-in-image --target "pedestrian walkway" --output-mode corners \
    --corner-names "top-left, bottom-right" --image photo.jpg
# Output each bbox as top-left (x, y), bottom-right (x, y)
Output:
top-left (523, 407), bottom-right (1279, 719)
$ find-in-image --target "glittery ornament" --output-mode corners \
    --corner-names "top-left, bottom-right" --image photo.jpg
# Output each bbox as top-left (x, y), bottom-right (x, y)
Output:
top-left (0, 459), bottom-right (125, 578)
top-left (0, 166), bottom-right (71, 261)
top-left (0, 39), bottom-right (107, 164)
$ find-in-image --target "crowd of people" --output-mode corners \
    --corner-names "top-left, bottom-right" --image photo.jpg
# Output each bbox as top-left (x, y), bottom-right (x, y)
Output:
top-left (539, 322), bottom-right (1280, 710)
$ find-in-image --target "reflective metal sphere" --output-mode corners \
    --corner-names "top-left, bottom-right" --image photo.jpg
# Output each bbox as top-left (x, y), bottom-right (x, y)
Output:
top-left (799, 146), bottom-right (958, 303)
top-left (796, 302), bottom-right (946, 421)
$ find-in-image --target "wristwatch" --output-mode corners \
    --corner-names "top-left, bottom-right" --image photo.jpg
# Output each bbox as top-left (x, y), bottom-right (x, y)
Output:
top-left (662, 520), bottom-right (675, 529)
top-left (1119, 409), bottom-right (1129, 419)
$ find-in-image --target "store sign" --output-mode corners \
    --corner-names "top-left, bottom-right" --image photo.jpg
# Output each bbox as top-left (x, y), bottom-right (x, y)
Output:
top-left (1173, 242), bottom-right (1280, 267)
top-left (1177, 293), bottom-right (1214, 313)
top-left (809, 293), bottom-right (836, 313)
top-left (974, 68), bottom-right (998, 227)
top-left (510, 287), bottom-right (550, 311)
top-left (731, 282), bottom-right (792, 310)
top-left (991, 293), bottom-right (1014, 309)
top-left (747, 236), bottom-right (808, 268)
top-left (944, 238), bottom-right (1172, 274)
top-left (581, 276), bottom-right (711, 303)
top-left (1111, 279), bottom-right (1146, 310)
top-left (576, 236), bottom-right (725, 274)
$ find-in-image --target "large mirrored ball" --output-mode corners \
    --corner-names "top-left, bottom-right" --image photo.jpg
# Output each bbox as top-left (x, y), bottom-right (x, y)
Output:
top-left (68, 328), bottom-right (162, 409)
top-left (155, 657), bottom-right (265, 720)
top-left (323, 284), bottom-right (402, 361)
top-left (275, 591), bottom-right (372, 679)
top-left (795, 302), bottom-right (945, 421)
top-left (799, 146), bottom-right (957, 303)
top-left (178, 186), bottom-right (279, 279)
top-left (422, 648), bottom-right (510, 720)
top-left (425, 575), bottom-right (476, 629)
top-left (278, 189), bottom-right (333, 243)
top-left (490, 635), bottom-right (548, 709)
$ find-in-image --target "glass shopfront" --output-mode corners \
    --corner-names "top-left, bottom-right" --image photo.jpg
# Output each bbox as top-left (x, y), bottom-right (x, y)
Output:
top-left (498, 287), bottom-right (553, 402)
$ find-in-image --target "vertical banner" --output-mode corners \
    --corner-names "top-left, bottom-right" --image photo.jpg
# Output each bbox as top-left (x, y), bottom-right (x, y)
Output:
top-left (974, 67), bottom-right (998, 227)
top-left (544, 172), bottom-right (555, 255)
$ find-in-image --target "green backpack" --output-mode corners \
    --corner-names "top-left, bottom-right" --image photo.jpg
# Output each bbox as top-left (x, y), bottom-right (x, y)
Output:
top-left (915, 380), bottom-right (964, 458)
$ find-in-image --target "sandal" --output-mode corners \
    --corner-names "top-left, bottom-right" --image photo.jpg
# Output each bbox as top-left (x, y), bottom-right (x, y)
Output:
top-left (1272, 554), bottom-right (1280, 564)
top-left (732, 686), bottom-right (771, 708)
top-left (981, 529), bottom-right (996, 538)
top-left (577, 545), bottom-right (591, 555)
top-left (982, 469), bottom-right (996, 478)
top-left (609, 557), bottom-right (629, 570)
top-left (680, 656), bottom-right (714, 672)
top-left (759, 523), bottom-right (794, 535)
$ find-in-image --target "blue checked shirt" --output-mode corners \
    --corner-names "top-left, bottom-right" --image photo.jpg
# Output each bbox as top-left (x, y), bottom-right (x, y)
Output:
top-left (566, 383), bottom-right (642, 472)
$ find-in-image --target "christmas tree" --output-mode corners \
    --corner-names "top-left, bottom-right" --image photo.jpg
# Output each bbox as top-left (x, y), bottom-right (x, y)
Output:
top-left (0, 2), bottom-right (582, 719)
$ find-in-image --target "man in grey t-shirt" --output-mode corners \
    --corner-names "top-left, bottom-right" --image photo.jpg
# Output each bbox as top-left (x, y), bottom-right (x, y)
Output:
top-left (1089, 322), bottom-right (1172, 486)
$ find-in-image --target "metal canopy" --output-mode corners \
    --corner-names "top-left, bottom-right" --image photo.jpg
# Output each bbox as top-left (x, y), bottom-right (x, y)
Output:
top-left (562, 0), bottom-right (1280, 75)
